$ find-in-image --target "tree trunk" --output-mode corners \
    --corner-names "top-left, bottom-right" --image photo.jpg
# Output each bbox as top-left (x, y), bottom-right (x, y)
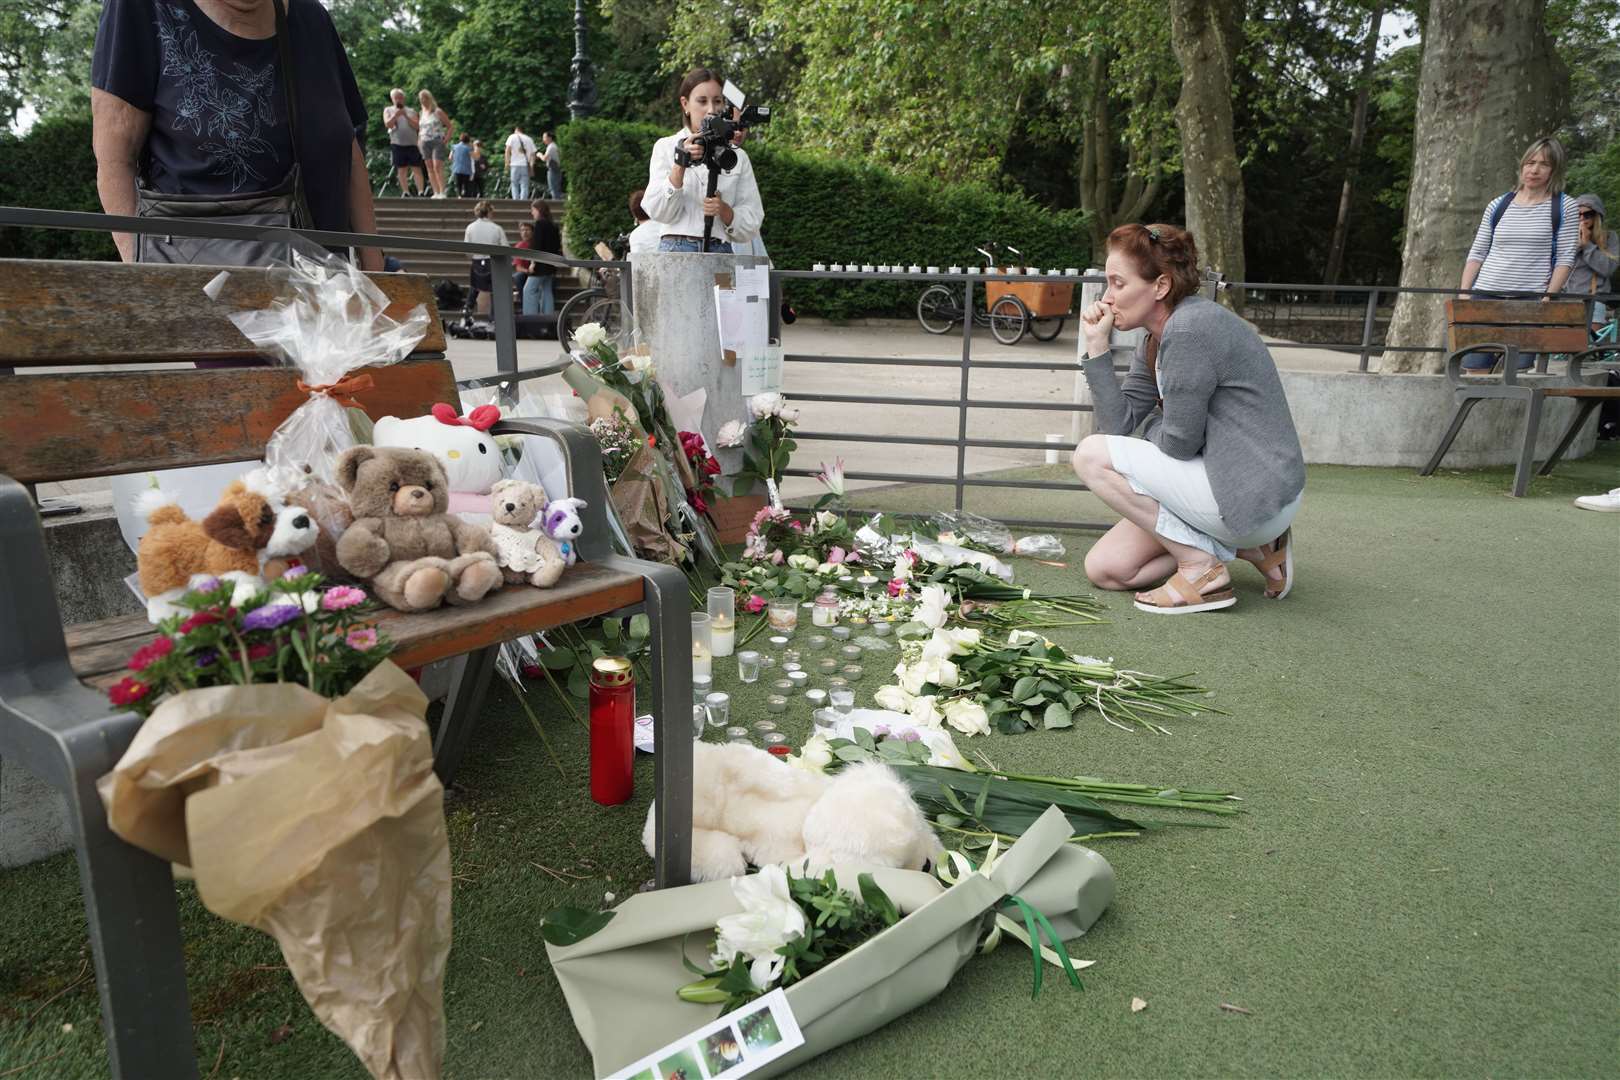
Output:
top-left (1381, 0), bottom-right (1569, 373)
top-left (1323, 5), bottom-right (1382, 293)
top-left (1170, 0), bottom-right (1246, 311)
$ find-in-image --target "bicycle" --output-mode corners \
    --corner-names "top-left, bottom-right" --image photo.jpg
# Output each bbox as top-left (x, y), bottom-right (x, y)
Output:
top-left (915, 243), bottom-right (1033, 345)
top-left (556, 234), bottom-right (631, 345)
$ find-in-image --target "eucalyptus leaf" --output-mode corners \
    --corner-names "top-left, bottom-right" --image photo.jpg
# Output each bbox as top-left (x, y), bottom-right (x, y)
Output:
top-left (539, 646), bottom-right (576, 671)
top-left (628, 614), bottom-right (650, 641)
top-left (1043, 703), bottom-right (1073, 730)
top-left (539, 907), bottom-right (615, 946)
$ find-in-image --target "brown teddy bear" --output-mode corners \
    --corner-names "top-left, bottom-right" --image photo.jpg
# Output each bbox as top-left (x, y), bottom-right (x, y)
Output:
top-left (334, 446), bottom-right (504, 612)
top-left (488, 479), bottom-right (567, 588)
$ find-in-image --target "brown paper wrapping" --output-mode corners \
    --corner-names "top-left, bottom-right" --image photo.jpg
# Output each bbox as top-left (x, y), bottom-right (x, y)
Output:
top-left (97, 661), bottom-right (450, 1080)
top-left (611, 444), bottom-right (687, 564)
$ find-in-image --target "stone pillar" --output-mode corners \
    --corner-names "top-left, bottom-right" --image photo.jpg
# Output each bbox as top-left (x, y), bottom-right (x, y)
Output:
top-left (631, 250), bottom-right (763, 474)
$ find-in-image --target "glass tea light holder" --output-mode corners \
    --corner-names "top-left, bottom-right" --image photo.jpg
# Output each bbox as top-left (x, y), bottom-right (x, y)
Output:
top-left (856, 574), bottom-right (880, 598)
top-left (825, 676), bottom-right (849, 690)
top-left (736, 650), bottom-right (762, 683)
top-left (691, 704), bottom-right (706, 738)
top-left (754, 719), bottom-right (779, 732)
top-left (707, 586), bottom-right (736, 658)
top-left (767, 635), bottom-right (791, 652)
top-left (691, 674), bottom-right (712, 706)
top-left (782, 648), bottom-right (802, 666)
top-left (725, 725), bottom-right (751, 742)
top-left (763, 732), bottom-right (789, 748)
top-left (765, 695), bottom-right (788, 714)
top-left (704, 692), bottom-right (730, 728)
top-left (830, 688), bottom-right (855, 714)
top-left (690, 612), bottom-right (712, 681)
top-left (870, 621), bottom-right (893, 638)
top-left (806, 634), bottom-right (830, 653)
top-left (767, 598), bottom-right (798, 634)
top-left (841, 663), bottom-right (864, 680)
top-left (771, 678), bottom-right (794, 694)
top-left (804, 689), bottom-right (828, 709)
top-left (812, 589), bottom-right (840, 628)
top-left (788, 670), bottom-right (810, 691)
top-left (830, 626), bottom-right (853, 642)
top-left (815, 657), bottom-right (839, 675)
top-left (781, 662), bottom-right (803, 675)
top-left (840, 644), bottom-right (863, 662)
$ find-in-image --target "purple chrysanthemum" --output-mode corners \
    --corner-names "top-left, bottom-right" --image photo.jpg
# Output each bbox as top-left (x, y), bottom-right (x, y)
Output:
top-left (281, 564), bottom-right (311, 579)
top-left (242, 604), bottom-right (301, 631)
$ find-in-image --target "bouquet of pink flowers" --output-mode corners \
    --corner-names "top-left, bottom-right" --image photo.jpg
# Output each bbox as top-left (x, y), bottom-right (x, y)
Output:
top-left (108, 567), bottom-right (391, 717)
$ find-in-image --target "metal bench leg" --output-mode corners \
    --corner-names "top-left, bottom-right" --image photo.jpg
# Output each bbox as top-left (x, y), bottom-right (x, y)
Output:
top-left (65, 763), bottom-right (198, 1079)
top-left (1538, 399), bottom-right (1603, 476)
top-left (433, 645), bottom-right (499, 785)
top-left (1511, 392), bottom-right (1545, 497)
top-left (606, 558), bottom-right (692, 887)
top-left (1419, 396), bottom-right (1481, 476)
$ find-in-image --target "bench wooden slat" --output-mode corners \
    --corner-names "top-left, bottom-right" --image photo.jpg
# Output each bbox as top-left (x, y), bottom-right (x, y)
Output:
top-left (1447, 325), bottom-right (1590, 353)
top-left (0, 260), bottom-right (446, 364)
top-left (1446, 299), bottom-right (1587, 325)
top-left (69, 564), bottom-right (645, 689)
top-left (0, 359), bottom-right (459, 484)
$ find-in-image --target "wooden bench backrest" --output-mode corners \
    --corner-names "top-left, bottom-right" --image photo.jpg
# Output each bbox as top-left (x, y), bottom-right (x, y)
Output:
top-left (1446, 298), bottom-right (1589, 354)
top-left (0, 259), bottom-right (456, 484)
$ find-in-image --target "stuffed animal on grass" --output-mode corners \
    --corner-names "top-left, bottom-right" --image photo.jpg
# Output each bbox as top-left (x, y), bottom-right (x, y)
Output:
top-left (489, 479), bottom-right (567, 588)
top-left (541, 497), bottom-right (588, 566)
top-left (135, 478), bottom-right (318, 623)
top-left (334, 446), bottom-right (504, 613)
top-left (641, 741), bottom-right (942, 882)
top-left (373, 404), bottom-right (502, 518)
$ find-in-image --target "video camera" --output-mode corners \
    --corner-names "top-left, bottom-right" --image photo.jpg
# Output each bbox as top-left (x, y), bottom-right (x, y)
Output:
top-left (673, 82), bottom-right (771, 171)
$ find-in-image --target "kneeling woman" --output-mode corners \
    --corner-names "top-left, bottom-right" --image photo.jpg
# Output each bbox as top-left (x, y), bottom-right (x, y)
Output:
top-left (1072, 224), bottom-right (1304, 613)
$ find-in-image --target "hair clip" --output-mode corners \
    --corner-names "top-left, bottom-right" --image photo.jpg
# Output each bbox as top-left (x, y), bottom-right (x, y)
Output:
top-left (1145, 226), bottom-right (1162, 242)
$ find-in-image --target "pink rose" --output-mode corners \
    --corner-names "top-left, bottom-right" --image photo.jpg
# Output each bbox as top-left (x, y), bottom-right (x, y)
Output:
top-left (745, 594), bottom-right (767, 613)
top-left (770, 549), bottom-right (785, 565)
top-left (826, 546), bottom-right (847, 564)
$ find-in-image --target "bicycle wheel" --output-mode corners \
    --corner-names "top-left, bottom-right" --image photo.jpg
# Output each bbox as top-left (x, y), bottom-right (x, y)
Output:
top-left (555, 288), bottom-right (605, 345)
top-left (584, 297), bottom-right (627, 341)
top-left (989, 296), bottom-right (1028, 345)
top-left (917, 285), bottom-right (959, 334)
top-left (1029, 314), bottom-right (1065, 342)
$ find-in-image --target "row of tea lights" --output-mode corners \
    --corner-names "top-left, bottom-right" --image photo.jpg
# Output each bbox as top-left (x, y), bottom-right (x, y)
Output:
top-left (811, 264), bottom-right (1084, 276)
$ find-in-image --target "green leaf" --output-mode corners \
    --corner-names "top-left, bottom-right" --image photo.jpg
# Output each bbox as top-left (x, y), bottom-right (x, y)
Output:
top-left (1011, 675), bottom-right (1041, 703)
top-left (602, 620), bottom-right (620, 642)
top-left (566, 667), bottom-right (589, 699)
top-left (628, 614), bottom-right (650, 641)
top-left (973, 778), bottom-right (990, 819)
top-left (833, 745), bottom-right (871, 763)
top-left (539, 907), bottom-right (614, 946)
top-left (1043, 703), bottom-right (1073, 730)
top-left (858, 872), bottom-right (901, 925)
top-left (540, 646), bottom-right (576, 671)
top-left (935, 812), bottom-right (964, 828)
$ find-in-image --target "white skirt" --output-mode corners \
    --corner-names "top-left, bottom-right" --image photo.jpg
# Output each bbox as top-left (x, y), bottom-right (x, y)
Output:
top-left (1105, 435), bottom-right (1300, 561)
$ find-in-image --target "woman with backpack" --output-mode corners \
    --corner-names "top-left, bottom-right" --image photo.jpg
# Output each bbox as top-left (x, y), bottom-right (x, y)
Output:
top-left (1458, 137), bottom-right (1580, 372)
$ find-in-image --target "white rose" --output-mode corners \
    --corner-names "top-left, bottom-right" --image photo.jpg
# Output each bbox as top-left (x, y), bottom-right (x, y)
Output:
top-left (787, 553), bottom-right (819, 571)
top-left (1006, 628), bottom-right (1048, 647)
top-left (921, 626), bottom-right (980, 660)
top-left (572, 322), bottom-right (607, 350)
top-left (924, 728), bottom-right (971, 769)
top-left (711, 864), bottom-right (807, 991)
top-left (717, 419), bottom-right (748, 448)
top-left (909, 695), bottom-right (943, 728)
top-left (788, 733), bottom-right (834, 773)
top-left (914, 584), bottom-right (951, 630)
top-left (916, 656), bottom-right (960, 688)
top-left (814, 510), bottom-right (838, 530)
top-left (779, 407), bottom-right (801, 424)
top-left (943, 698), bottom-right (991, 737)
top-left (874, 684), bottom-right (915, 712)
top-left (749, 392), bottom-right (786, 419)
top-left (896, 662), bottom-right (929, 696)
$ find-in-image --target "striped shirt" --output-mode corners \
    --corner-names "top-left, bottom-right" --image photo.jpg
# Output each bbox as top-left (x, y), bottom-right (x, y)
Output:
top-left (1467, 193), bottom-right (1579, 293)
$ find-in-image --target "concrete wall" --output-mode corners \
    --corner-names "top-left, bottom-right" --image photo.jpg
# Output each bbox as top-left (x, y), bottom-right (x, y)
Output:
top-left (1280, 371), bottom-right (1599, 467)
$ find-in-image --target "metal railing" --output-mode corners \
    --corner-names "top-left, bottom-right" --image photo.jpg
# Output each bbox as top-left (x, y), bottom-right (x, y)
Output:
top-left (0, 205), bottom-right (629, 379)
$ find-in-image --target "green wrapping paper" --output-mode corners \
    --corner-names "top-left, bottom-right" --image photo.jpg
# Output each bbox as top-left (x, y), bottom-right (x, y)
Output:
top-left (546, 805), bottom-right (1113, 1078)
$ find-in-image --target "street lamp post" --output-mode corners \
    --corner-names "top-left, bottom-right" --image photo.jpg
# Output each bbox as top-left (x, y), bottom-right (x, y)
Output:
top-left (567, 0), bottom-right (597, 121)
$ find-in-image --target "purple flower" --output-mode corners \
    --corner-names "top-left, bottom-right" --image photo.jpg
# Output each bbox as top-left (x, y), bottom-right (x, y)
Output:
top-left (194, 649), bottom-right (218, 669)
top-left (191, 576), bottom-right (221, 594)
top-left (242, 604), bottom-right (301, 631)
top-left (873, 724), bottom-right (890, 738)
top-left (281, 564), bottom-right (311, 579)
top-left (900, 730), bottom-right (921, 743)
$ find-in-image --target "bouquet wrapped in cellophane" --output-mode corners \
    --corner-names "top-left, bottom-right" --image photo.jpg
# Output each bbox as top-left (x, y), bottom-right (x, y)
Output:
top-left (546, 805), bottom-right (1112, 1078)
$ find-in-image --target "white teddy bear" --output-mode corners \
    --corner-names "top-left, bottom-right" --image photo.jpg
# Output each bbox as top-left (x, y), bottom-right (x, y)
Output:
top-left (373, 403), bottom-right (503, 519)
top-left (642, 741), bottom-right (941, 882)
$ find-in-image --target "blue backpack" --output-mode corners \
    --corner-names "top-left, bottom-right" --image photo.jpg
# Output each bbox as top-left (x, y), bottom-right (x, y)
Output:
top-left (1487, 191), bottom-right (1566, 274)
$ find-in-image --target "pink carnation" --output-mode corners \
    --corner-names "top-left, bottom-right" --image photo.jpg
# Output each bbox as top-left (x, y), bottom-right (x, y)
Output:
top-left (321, 586), bottom-right (367, 611)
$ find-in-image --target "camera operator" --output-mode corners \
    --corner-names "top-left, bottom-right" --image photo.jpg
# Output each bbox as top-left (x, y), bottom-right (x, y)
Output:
top-left (642, 67), bottom-right (763, 254)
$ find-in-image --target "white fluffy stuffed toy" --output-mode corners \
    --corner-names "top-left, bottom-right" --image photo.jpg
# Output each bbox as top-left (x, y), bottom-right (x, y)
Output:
top-left (643, 741), bottom-right (942, 882)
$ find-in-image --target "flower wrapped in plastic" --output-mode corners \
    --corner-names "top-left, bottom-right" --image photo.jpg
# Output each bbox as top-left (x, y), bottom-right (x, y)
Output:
top-left (216, 246), bottom-right (431, 576)
top-left (545, 805), bottom-right (1113, 1078)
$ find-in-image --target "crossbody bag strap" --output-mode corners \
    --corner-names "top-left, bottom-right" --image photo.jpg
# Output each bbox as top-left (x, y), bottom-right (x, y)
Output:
top-left (270, 0), bottom-right (314, 229)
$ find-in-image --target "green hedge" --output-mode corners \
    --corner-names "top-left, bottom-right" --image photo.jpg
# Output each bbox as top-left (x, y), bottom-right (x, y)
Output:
top-left (0, 110), bottom-right (117, 262)
top-left (557, 119), bottom-right (1092, 320)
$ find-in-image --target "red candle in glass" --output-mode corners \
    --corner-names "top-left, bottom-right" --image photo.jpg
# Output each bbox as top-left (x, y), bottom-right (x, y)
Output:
top-left (588, 656), bottom-right (635, 805)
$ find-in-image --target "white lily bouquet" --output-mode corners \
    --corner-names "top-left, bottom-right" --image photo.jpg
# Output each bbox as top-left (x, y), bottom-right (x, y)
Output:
top-left (545, 806), bottom-right (1113, 1078)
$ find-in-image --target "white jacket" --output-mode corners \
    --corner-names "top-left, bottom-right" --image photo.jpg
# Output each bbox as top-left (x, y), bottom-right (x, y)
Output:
top-left (641, 127), bottom-right (764, 245)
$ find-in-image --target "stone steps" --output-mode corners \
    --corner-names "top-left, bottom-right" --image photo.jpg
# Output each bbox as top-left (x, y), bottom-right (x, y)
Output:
top-left (372, 197), bottom-right (588, 301)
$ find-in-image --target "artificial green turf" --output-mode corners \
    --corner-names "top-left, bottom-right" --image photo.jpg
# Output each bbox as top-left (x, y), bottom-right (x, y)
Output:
top-left (3, 447), bottom-right (1618, 1078)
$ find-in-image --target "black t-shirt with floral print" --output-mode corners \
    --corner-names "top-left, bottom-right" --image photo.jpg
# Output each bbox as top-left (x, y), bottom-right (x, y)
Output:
top-left (92, 0), bottom-right (367, 233)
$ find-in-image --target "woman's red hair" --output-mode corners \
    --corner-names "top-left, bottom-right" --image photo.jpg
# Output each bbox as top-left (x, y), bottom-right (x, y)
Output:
top-left (1106, 223), bottom-right (1201, 307)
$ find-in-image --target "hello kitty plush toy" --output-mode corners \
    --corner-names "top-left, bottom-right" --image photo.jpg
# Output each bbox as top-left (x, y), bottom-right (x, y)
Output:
top-left (373, 403), bottom-right (503, 518)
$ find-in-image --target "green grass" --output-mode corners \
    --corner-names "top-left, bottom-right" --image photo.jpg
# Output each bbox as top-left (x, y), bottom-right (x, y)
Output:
top-left (3, 447), bottom-right (1618, 1078)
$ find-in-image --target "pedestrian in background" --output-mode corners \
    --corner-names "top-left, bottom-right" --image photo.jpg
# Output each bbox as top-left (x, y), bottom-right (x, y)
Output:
top-left (383, 88), bottom-right (427, 197)
top-left (542, 130), bottom-right (563, 200)
top-left (505, 123), bottom-right (536, 200)
top-left (417, 89), bottom-right (453, 197)
top-left (450, 132), bottom-right (476, 197)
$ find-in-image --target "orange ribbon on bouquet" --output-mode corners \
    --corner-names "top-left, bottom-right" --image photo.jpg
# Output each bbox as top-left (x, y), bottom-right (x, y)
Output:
top-left (295, 373), bottom-right (376, 409)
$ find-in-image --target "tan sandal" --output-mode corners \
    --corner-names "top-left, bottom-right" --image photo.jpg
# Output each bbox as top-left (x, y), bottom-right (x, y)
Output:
top-left (1256, 528), bottom-right (1294, 600)
top-left (1133, 563), bottom-right (1237, 615)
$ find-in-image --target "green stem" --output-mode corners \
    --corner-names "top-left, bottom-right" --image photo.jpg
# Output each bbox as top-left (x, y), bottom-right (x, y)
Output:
top-left (502, 673), bottom-right (568, 779)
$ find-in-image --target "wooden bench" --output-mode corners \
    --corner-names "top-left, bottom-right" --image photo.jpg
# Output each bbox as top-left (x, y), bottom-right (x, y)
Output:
top-left (0, 258), bottom-right (693, 1079)
top-left (1420, 298), bottom-right (1620, 496)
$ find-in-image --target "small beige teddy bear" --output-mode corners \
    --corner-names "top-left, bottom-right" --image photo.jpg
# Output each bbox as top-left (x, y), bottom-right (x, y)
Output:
top-left (489, 478), bottom-right (567, 588)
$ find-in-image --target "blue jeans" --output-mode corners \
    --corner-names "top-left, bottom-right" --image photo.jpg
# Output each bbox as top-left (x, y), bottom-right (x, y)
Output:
top-left (657, 236), bottom-right (733, 253)
top-left (1461, 351), bottom-right (1535, 372)
top-left (510, 166), bottom-right (529, 199)
top-left (523, 273), bottom-right (554, 315)
top-left (548, 166), bottom-right (563, 200)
